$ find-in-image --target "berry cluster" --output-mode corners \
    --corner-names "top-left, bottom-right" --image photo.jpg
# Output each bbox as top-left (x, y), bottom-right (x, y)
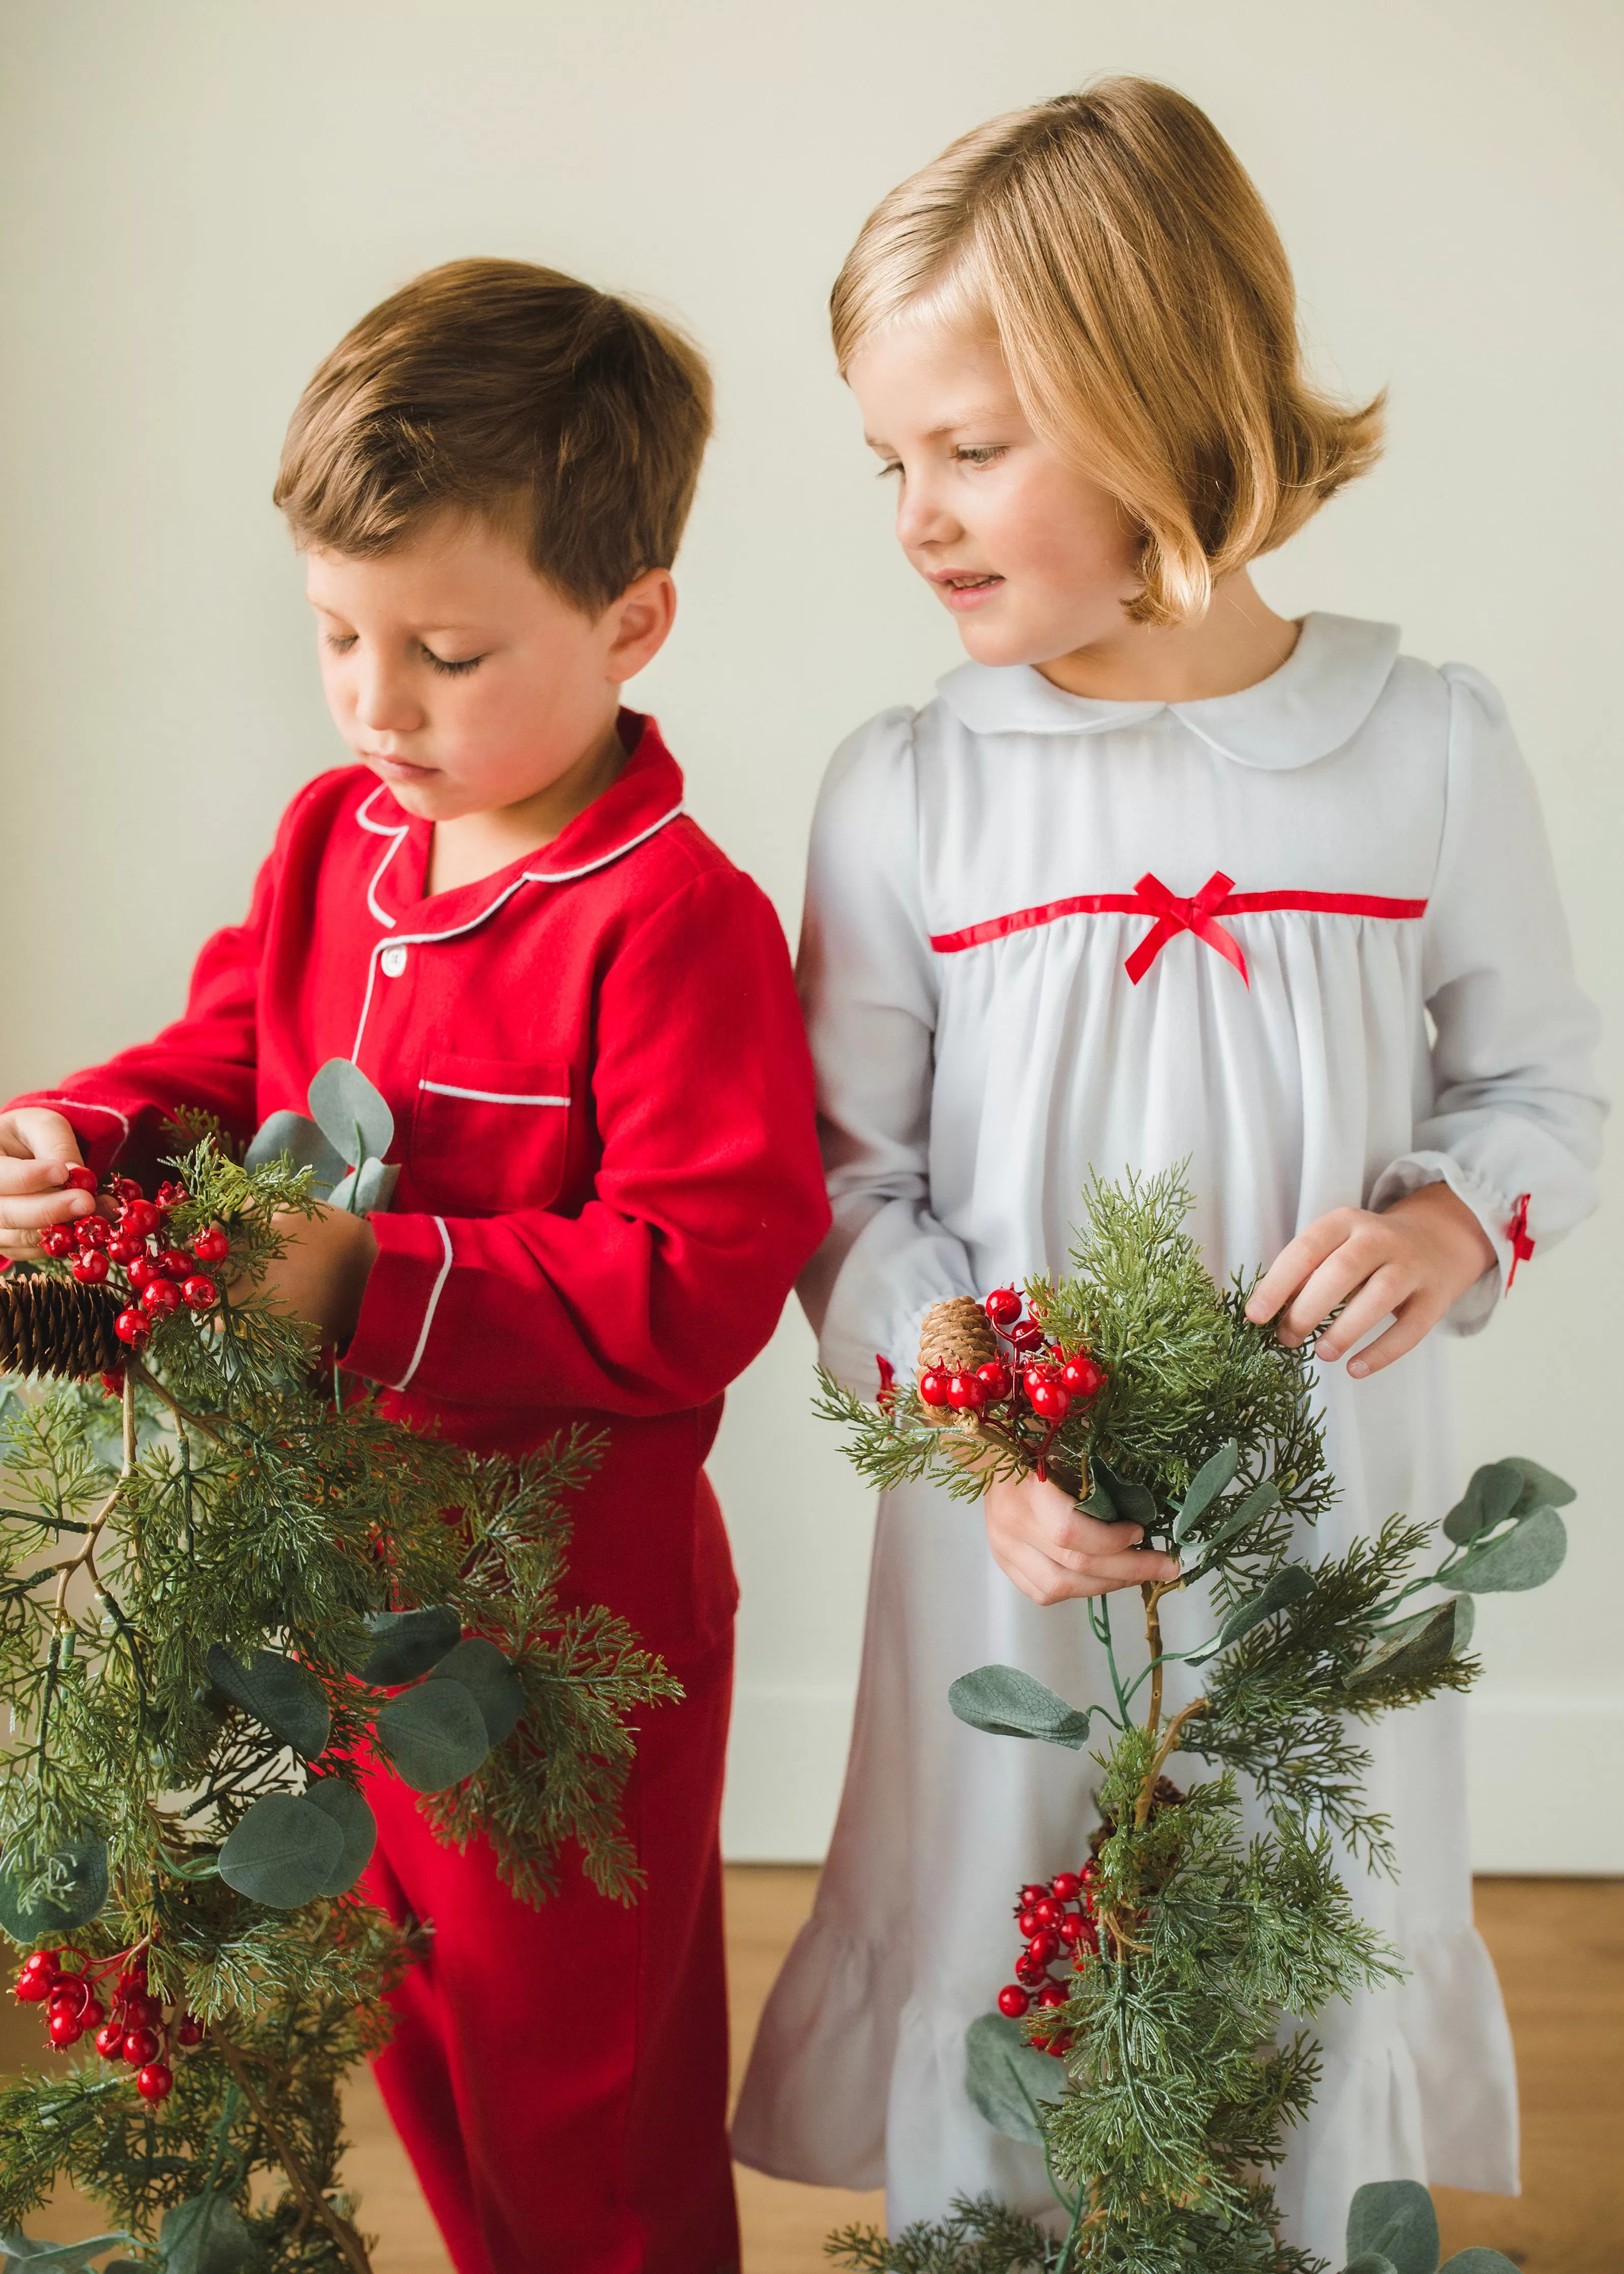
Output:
top-left (918, 1286), bottom-right (1106, 1429)
top-left (994, 1864), bottom-right (1102, 2057)
top-left (13, 1942), bottom-right (201, 2102)
top-left (39, 1174), bottom-right (228, 1350)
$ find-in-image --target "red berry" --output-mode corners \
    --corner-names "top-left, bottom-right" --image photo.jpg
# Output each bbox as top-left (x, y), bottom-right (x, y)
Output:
top-left (1026, 1930), bottom-right (1060, 1964)
top-left (1016, 1908), bottom-right (1040, 1938)
top-left (1050, 1871), bottom-right (1082, 1901)
top-left (16, 1970), bottom-right (54, 2005)
top-left (154, 1248), bottom-right (192, 1280)
top-left (1060, 1354), bottom-right (1106, 1400)
top-left (1058, 1912), bottom-right (1086, 1944)
top-left (1008, 1319), bottom-right (1046, 1352)
top-left (1044, 2032), bottom-right (1072, 2059)
top-left (945, 1371), bottom-right (987, 1412)
top-left (997, 1984), bottom-right (1031, 2017)
top-left (181, 1276), bottom-right (218, 1312)
top-left (190, 1225), bottom-right (230, 1264)
top-left (1036, 1981), bottom-right (1070, 2009)
top-left (119, 1199), bottom-right (161, 1238)
top-left (135, 2061), bottom-right (173, 2103)
top-left (1030, 1383), bottom-right (1071, 1422)
top-left (1021, 1362), bottom-right (1059, 1392)
top-left (114, 1308), bottom-right (152, 1348)
top-left (1078, 1861), bottom-right (1099, 1887)
top-left (99, 1369), bottom-right (126, 1396)
top-left (63, 1165), bottom-right (99, 1193)
top-left (140, 1277), bottom-right (182, 1315)
top-left (75, 1214), bottom-right (111, 1248)
top-left (985, 1287), bottom-right (1023, 1329)
top-left (918, 1368), bottom-right (951, 1407)
top-left (1018, 1883), bottom-right (1048, 1908)
top-left (40, 1225), bottom-right (76, 1259)
top-left (107, 1232), bottom-right (145, 1265)
top-left (155, 1181), bottom-right (188, 1209)
top-left (48, 2008), bottom-right (84, 2047)
top-left (1015, 1953), bottom-right (1049, 1987)
top-left (73, 1251), bottom-right (110, 1285)
top-left (122, 1991), bottom-right (160, 2029)
top-left (175, 2013), bottom-right (204, 2049)
top-left (122, 2026), bottom-right (160, 2066)
top-left (94, 2018), bottom-right (126, 2060)
top-left (110, 1177), bottom-right (144, 1206)
top-left (1032, 1897), bottom-right (1065, 1929)
top-left (975, 1360), bottom-right (1013, 1401)
top-left (126, 1253), bottom-right (157, 1291)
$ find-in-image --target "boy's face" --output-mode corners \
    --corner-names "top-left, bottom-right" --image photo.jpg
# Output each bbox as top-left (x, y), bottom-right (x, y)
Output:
top-left (847, 323), bottom-right (1144, 673)
top-left (305, 514), bottom-right (673, 823)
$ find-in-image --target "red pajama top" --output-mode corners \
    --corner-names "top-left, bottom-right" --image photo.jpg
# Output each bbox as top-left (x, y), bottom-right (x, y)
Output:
top-left (11, 715), bottom-right (830, 1663)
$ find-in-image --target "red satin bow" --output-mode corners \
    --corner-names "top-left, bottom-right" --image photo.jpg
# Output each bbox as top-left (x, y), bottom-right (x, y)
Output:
top-left (1124, 871), bottom-right (1249, 988)
top-left (1505, 1193), bottom-right (1534, 1291)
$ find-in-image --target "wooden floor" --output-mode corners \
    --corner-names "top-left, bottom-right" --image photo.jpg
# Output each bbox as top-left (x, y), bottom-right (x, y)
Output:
top-left (5, 1873), bottom-right (1619, 2272)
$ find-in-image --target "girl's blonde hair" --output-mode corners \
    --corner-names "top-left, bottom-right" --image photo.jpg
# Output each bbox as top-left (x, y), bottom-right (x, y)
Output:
top-left (831, 79), bottom-right (1383, 625)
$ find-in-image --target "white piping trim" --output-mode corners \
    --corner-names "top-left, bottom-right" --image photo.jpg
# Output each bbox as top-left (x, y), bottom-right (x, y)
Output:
top-left (356, 787), bottom-right (408, 931)
top-left (418, 1081), bottom-right (568, 1106)
top-left (31, 1096), bottom-right (132, 1135)
top-left (390, 1215), bottom-right (454, 1393)
top-left (349, 802), bottom-right (685, 1061)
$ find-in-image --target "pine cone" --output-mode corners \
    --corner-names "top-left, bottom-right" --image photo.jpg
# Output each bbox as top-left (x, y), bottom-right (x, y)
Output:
top-left (0, 1273), bottom-right (123, 1379)
top-left (915, 1296), bottom-right (1001, 1433)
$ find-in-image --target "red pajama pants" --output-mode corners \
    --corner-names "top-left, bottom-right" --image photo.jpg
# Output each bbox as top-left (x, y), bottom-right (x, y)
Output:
top-left (362, 1631), bottom-right (739, 2274)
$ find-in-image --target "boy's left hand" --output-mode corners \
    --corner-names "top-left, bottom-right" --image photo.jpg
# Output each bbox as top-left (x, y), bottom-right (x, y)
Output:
top-left (1246, 1182), bottom-right (1496, 1380)
top-left (244, 1204), bottom-right (379, 1347)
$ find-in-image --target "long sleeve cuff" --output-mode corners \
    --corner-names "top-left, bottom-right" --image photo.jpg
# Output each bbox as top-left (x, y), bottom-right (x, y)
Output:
top-left (1368, 1150), bottom-right (1511, 1336)
top-left (343, 1211), bottom-right (455, 1394)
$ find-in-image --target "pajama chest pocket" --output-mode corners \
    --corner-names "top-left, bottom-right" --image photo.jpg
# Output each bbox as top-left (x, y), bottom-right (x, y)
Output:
top-left (410, 1056), bottom-right (572, 1215)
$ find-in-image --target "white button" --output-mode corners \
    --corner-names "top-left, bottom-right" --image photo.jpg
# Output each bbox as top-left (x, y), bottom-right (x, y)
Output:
top-left (380, 946), bottom-right (409, 978)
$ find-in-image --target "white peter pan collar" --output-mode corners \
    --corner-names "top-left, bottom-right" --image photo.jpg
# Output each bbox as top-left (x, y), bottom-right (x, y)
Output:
top-left (935, 611), bottom-right (1401, 770)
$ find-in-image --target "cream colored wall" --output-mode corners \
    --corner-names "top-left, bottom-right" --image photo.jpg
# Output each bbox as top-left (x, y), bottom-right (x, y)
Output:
top-left (2, 0), bottom-right (1617, 1867)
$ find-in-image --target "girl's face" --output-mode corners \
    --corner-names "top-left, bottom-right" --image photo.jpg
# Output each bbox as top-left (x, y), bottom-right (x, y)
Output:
top-left (846, 322), bottom-right (1144, 672)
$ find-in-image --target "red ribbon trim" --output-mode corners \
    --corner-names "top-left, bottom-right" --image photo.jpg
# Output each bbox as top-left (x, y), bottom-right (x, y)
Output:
top-left (1505, 1193), bottom-right (1534, 1292)
top-left (929, 885), bottom-right (1429, 965)
top-left (1122, 871), bottom-right (1247, 988)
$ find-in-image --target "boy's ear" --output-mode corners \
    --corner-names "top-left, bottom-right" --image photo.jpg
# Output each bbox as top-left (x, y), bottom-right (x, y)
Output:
top-left (603, 568), bottom-right (677, 684)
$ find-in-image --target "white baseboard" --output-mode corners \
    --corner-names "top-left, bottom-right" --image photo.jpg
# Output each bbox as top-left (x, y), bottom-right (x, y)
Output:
top-left (721, 1681), bottom-right (856, 1863)
top-left (1466, 1695), bottom-right (1624, 1873)
top-left (722, 1684), bottom-right (1624, 1874)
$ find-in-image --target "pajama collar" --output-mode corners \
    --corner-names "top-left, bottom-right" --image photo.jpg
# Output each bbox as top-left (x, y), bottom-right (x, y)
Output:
top-left (935, 612), bottom-right (1401, 770)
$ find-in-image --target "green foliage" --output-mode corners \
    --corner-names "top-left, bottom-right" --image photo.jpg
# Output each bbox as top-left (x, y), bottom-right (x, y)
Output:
top-left (0, 1137), bottom-right (675, 2268)
top-left (819, 1168), bottom-right (1576, 2274)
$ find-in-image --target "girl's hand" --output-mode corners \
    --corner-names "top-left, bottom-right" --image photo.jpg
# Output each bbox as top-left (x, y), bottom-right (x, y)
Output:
top-left (984, 1469), bottom-right (1180, 1607)
top-left (245, 1205), bottom-right (379, 1345)
top-left (1246, 1183), bottom-right (1496, 1380)
top-left (0, 1110), bottom-right (98, 1259)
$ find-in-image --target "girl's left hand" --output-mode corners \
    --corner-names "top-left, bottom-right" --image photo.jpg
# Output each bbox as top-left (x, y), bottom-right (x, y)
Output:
top-left (240, 1204), bottom-right (379, 1346)
top-left (1246, 1182), bottom-right (1496, 1380)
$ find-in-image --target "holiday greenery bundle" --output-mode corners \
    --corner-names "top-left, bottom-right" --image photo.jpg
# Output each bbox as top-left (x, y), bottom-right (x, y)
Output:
top-left (817, 1168), bottom-right (1575, 2274)
top-left (0, 1076), bottom-right (674, 2274)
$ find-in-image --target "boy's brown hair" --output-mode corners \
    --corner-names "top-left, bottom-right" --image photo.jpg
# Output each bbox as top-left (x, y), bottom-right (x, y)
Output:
top-left (831, 79), bottom-right (1384, 626)
top-left (274, 257), bottom-right (713, 613)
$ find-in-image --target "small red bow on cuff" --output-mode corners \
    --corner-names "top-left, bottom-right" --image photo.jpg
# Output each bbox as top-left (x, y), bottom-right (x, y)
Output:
top-left (1505, 1193), bottom-right (1534, 1292)
top-left (875, 1354), bottom-right (897, 1411)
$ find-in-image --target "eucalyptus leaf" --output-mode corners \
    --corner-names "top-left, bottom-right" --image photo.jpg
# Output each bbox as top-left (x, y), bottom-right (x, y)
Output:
top-left (963, 2011), bottom-right (1064, 2146)
top-left (302, 1779), bottom-right (377, 1896)
top-left (1451, 1505), bottom-right (1567, 1594)
top-left (428, 1638), bottom-right (525, 1747)
top-left (1344, 2179), bottom-right (1438, 2274)
top-left (1088, 1457), bottom-right (1158, 1530)
top-left (0, 1836), bottom-right (109, 1939)
top-left (217, 1793), bottom-right (344, 1910)
top-left (1192, 1564), bottom-right (1314, 1662)
top-left (0, 2233), bottom-right (133, 2271)
top-left (205, 1646), bottom-right (330, 1759)
top-left (1191, 1484), bottom-right (1281, 1567)
top-left (307, 1057), bottom-right (394, 1170)
top-left (1501, 1455), bottom-right (1574, 1509)
top-left (1437, 2254), bottom-right (1521, 2273)
top-left (948, 1665), bottom-right (1093, 1749)
top-left (1172, 1441), bottom-right (1239, 1542)
top-left (242, 1110), bottom-right (346, 1198)
top-left (1340, 2259), bottom-right (1399, 2274)
top-left (358, 1605), bottom-right (461, 1686)
top-left (158, 2191), bottom-right (262, 2274)
top-left (1345, 1601), bottom-right (1463, 1690)
top-left (1441, 1460), bottom-right (1526, 1545)
top-left (375, 1679), bottom-right (491, 1792)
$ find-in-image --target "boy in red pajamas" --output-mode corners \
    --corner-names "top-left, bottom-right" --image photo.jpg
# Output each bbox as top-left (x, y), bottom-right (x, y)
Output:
top-left (0, 258), bottom-right (829, 2273)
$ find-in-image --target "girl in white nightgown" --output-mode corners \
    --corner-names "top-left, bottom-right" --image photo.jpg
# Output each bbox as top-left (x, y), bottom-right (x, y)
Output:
top-left (730, 80), bottom-right (1603, 2263)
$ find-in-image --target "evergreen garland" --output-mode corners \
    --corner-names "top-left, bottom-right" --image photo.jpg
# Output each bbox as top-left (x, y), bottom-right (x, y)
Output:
top-left (0, 1130), bottom-right (675, 2273)
top-left (817, 1168), bottom-right (1573, 2274)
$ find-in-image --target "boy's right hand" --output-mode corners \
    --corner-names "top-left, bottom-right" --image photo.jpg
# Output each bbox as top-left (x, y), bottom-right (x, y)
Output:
top-left (984, 1469), bottom-right (1181, 1606)
top-left (0, 1110), bottom-right (98, 1259)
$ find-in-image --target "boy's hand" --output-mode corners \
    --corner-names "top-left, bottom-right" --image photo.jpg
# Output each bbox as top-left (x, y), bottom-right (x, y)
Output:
top-left (984, 1469), bottom-right (1180, 1607)
top-left (0, 1110), bottom-right (99, 1258)
top-left (1246, 1183), bottom-right (1496, 1380)
top-left (248, 1205), bottom-right (379, 1346)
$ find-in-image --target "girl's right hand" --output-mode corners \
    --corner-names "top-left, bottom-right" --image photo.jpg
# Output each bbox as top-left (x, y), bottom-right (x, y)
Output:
top-left (984, 1469), bottom-right (1181, 1606)
top-left (0, 1110), bottom-right (97, 1260)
